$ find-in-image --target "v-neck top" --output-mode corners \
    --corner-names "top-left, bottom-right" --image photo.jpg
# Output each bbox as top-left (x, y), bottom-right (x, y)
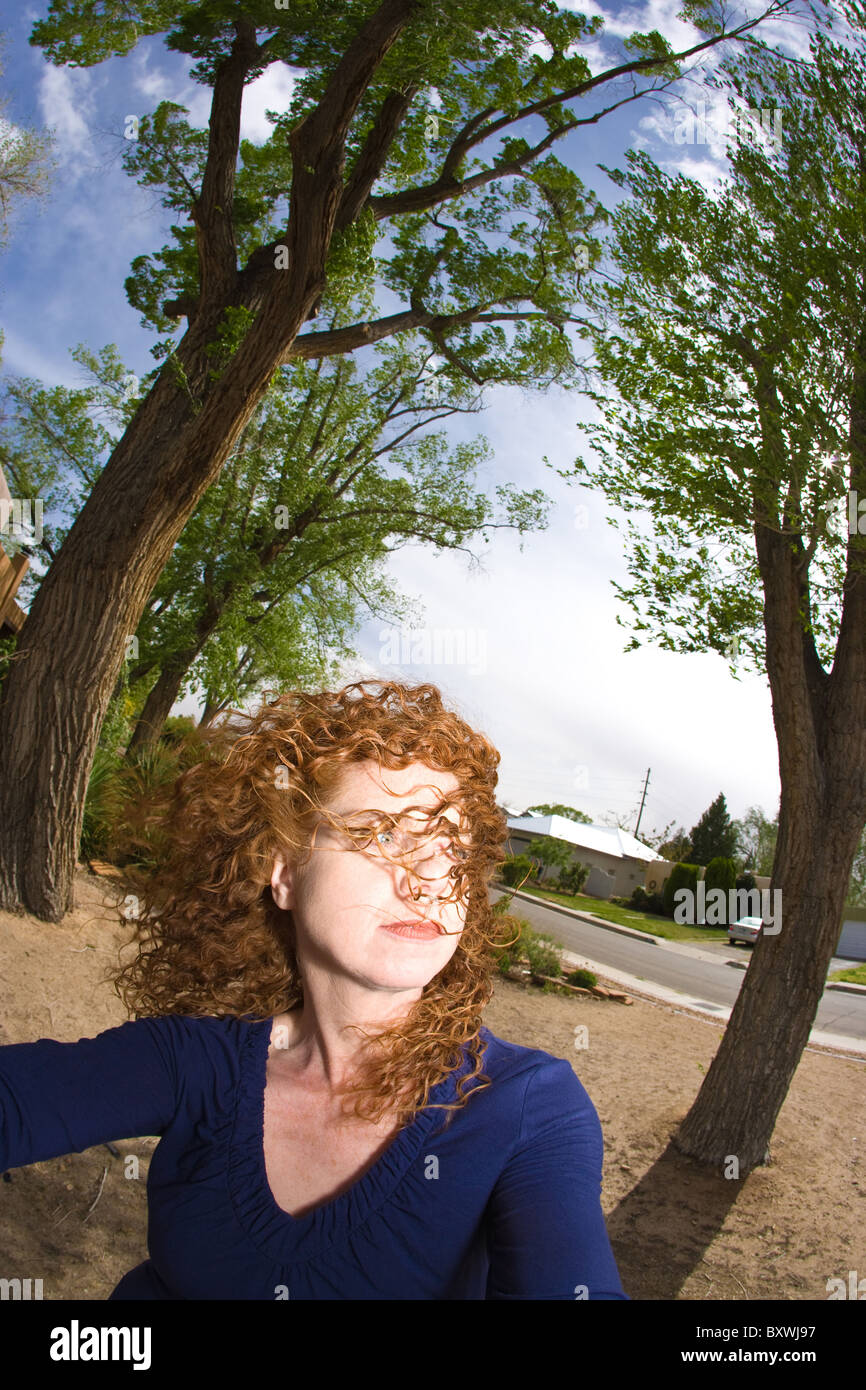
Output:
top-left (0, 1013), bottom-right (627, 1299)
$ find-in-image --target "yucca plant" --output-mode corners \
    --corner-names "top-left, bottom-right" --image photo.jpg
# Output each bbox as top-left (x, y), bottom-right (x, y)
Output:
top-left (79, 746), bottom-right (124, 861)
top-left (104, 736), bottom-right (204, 871)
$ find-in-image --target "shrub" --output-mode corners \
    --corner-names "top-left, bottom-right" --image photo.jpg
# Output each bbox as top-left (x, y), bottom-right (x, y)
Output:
top-left (629, 885), bottom-right (668, 915)
top-left (523, 930), bottom-right (564, 979)
top-left (662, 862), bottom-right (701, 918)
top-left (491, 919), bottom-right (564, 979)
top-left (705, 856), bottom-right (737, 898)
top-left (500, 854), bottom-right (536, 887)
top-left (159, 714), bottom-right (199, 747)
top-left (491, 913), bottom-right (531, 976)
top-left (78, 726), bottom-right (217, 873)
top-left (79, 746), bottom-right (124, 861)
top-left (736, 870), bottom-right (757, 894)
top-left (566, 966), bottom-right (598, 989)
top-left (557, 861), bottom-right (589, 894)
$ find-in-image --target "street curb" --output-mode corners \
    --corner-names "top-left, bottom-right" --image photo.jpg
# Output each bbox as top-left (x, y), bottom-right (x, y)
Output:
top-left (492, 883), bottom-right (866, 996)
top-left (553, 948), bottom-right (866, 1060)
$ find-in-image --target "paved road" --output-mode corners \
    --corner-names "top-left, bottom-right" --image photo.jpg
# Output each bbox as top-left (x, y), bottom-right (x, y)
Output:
top-left (490, 887), bottom-right (866, 1045)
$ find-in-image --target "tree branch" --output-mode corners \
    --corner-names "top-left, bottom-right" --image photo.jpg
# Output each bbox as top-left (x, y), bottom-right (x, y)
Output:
top-left (194, 18), bottom-right (261, 314)
top-left (337, 85), bottom-right (421, 231)
top-left (368, 2), bottom-right (795, 222)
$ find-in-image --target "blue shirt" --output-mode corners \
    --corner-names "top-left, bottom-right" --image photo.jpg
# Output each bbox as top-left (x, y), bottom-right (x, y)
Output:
top-left (0, 1013), bottom-right (627, 1300)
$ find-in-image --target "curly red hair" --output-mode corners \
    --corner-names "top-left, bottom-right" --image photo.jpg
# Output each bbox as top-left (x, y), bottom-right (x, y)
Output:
top-left (110, 679), bottom-right (512, 1126)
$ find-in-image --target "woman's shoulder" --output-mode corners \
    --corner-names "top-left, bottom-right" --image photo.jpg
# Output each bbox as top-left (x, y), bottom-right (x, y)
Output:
top-left (106, 1011), bottom-right (266, 1075)
top-left (475, 1023), bottom-right (592, 1104)
top-left (470, 1026), bottom-right (601, 1150)
top-left (477, 1023), bottom-right (581, 1081)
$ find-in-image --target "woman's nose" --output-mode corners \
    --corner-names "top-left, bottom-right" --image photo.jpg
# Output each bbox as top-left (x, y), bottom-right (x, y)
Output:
top-left (400, 846), bottom-right (453, 903)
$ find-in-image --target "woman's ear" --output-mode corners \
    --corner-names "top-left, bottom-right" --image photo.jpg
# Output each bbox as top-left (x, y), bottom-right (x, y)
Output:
top-left (270, 850), bottom-right (297, 912)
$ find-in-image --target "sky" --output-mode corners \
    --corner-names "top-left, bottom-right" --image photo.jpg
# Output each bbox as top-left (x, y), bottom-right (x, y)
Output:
top-left (0, 0), bottom-right (813, 846)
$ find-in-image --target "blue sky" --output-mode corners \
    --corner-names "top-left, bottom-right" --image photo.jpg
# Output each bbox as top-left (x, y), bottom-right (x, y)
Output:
top-left (0, 1), bottom-right (810, 844)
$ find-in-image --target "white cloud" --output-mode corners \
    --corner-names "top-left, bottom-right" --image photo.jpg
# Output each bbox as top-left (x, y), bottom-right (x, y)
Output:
top-left (0, 328), bottom-right (79, 386)
top-left (561, 0), bottom-right (699, 46)
top-left (240, 64), bottom-right (296, 144)
top-left (131, 50), bottom-right (211, 127)
top-left (38, 66), bottom-right (91, 154)
top-left (128, 51), bottom-right (296, 143)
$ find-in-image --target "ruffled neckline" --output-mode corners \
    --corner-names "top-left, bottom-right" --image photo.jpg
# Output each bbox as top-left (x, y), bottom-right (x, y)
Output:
top-left (227, 1015), bottom-right (486, 1264)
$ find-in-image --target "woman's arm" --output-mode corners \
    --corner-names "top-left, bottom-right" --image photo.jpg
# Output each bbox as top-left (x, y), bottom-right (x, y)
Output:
top-left (484, 1057), bottom-right (628, 1300)
top-left (0, 1017), bottom-right (181, 1172)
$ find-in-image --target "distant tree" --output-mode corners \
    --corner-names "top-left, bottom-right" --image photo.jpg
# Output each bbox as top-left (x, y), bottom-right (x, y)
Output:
top-left (704, 855), bottom-right (738, 899)
top-left (0, 40), bottom-right (54, 254)
top-left (523, 802), bottom-right (592, 824)
top-left (688, 793), bottom-right (738, 866)
top-left (846, 826), bottom-right (866, 906)
top-left (663, 862), bottom-right (701, 918)
top-left (527, 835), bottom-right (574, 878)
top-left (558, 861), bottom-right (589, 894)
top-left (734, 804), bottom-right (779, 876)
top-left (500, 854), bottom-right (535, 889)
top-left (655, 824), bottom-right (693, 862)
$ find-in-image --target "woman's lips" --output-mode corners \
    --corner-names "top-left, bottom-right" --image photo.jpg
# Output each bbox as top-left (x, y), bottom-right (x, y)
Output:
top-left (379, 919), bottom-right (444, 940)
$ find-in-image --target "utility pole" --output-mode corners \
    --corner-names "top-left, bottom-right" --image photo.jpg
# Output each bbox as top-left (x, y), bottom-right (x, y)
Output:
top-left (634, 768), bottom-right (651, 839)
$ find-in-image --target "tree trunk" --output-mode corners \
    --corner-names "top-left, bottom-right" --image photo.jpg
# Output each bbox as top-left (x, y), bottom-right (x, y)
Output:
top-left (198, 695), bottom-right (227, 728)
top-left (675, 782), bottom-right (863, 1171)
top-left (0, 0), bottom-right (419, 919)
top-left (0, 283), bottom-right (319, 921)
top-left (124, 656), bottom-right (197, 758)
top-left (676, 501), bottom-right (866, 1172)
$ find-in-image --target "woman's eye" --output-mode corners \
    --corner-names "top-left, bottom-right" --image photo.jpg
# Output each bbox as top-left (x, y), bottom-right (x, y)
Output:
top-left (376, 830), bottom-right (396, 848)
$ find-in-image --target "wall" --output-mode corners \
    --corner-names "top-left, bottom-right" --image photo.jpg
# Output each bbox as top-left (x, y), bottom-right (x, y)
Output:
top-left (505, 831), bottom-right (647, 897)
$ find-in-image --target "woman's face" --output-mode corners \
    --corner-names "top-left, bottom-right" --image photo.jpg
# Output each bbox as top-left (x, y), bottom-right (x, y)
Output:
top-left (270, 760), bottom-right (472, 993)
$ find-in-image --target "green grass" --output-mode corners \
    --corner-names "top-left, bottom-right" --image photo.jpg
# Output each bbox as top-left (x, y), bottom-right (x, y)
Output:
top-left (501, 881), bottom-right (731, 944)
top-left (829, 962), bottom-right (866, 985)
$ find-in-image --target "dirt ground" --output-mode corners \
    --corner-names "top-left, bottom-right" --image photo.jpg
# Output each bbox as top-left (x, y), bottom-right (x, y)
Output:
top-left (0, 868), bottom-right (863, 1301)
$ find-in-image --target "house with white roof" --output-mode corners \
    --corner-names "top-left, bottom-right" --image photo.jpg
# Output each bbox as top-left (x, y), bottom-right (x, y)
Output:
top-left (504, 812), bottom-right (663, 899)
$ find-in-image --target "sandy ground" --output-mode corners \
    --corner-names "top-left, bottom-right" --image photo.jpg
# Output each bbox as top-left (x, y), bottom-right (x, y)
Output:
top-left (0, 869), bottom-right (863, 1300)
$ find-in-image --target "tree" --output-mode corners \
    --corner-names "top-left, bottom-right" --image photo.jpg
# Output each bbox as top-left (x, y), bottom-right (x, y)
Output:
top-left (844, 825), bottom-right (866, 906)
top-left (687, 792), bottom-right (738, 865)
top-left (704, 854), bottom-right (737, 900)
top-left (2, 335), bottom-right (546, 753)
top-left (527, 834), bottom-right (574, 878)
top-left (565, 5), bottom-right (866, 1169)
top-left (0, 0), bottom-right (799, 920)
top-left (522, 802), bottom-right (591, 823)
top-left (662, 861), bottom-right (701, 918)
top-left (734, 803), bottom-right (779, 875)
top-left (0, 40), bottom-right (54, 255)
top-left (656, 825), bottom-right (692, 862)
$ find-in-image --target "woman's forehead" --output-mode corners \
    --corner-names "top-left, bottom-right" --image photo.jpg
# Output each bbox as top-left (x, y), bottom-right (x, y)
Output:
top-left (329, 760), bottom-right (462, 814)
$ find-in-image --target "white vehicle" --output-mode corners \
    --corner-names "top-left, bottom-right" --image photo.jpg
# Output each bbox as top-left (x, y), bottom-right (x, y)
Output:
top-left (728, 915), bottom-right (763, 947)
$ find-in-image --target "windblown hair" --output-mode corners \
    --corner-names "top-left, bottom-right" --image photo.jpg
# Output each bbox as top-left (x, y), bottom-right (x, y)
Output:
top-left (110, 679), bottom-right (513, 1127)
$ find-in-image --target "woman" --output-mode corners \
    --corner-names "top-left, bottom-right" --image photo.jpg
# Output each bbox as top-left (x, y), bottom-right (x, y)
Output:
top-left (0, 678), bottom-right (627, 1300)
